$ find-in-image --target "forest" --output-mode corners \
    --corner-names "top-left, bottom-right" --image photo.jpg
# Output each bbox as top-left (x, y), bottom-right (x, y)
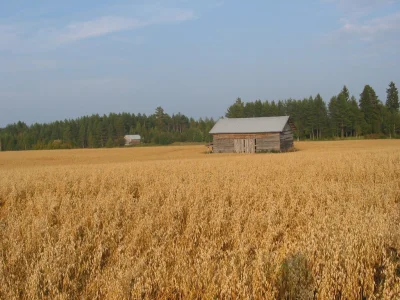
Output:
top-left (0, 82), bottom-right (399, 151)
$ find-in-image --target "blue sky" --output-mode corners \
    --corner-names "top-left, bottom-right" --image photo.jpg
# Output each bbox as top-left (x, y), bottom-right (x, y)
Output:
top-left (1, 0), bottom-right (399, 126)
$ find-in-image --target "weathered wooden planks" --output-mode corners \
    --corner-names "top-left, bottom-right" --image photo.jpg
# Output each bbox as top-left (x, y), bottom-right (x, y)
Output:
top-left (280, 123), bottom-right (294, 150)
top-left (232, 139), bottom-right (256, 153)
top-left (255, 134), bottom-right (280, 151)
top-left (213, 139), bottom-right (235, 153)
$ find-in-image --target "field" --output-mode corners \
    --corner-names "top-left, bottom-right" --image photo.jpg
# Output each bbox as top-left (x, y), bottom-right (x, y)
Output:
top-left (1, 140), bottom-right (400, 299)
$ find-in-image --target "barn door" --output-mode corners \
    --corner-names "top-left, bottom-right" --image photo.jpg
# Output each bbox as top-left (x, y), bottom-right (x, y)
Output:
top-left (234, 139), bottom-right (243, 153)
top-left (234, 139), bottom-right (255, 153)
top-left (246, 139), bottom-right (255, 153)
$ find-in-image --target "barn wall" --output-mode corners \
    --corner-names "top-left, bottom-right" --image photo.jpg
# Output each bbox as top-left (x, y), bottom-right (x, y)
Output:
top-left (128, 140), bottom-right (141, 145)
top-left (212, 136), bottom-right (234, 153)
top-left (256, 134), bottom-right (280, 152)
top-left (125, 139), bottom-right (141, 145)
top-left (280, 123), bottom-right (294, 151)
top-left (212, 133), bottom-right (281, 153)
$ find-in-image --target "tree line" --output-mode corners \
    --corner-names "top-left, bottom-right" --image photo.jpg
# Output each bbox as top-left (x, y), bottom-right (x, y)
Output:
top-left (0, 82), bottom-right (398, 151)
top-left (0, 107), bottom-right (215, 151)
top-left (226, 82), bottom-right (399, 140)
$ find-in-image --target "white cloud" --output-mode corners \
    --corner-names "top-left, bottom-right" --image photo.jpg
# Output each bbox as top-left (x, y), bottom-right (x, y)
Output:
top-left (324, 0), bottom-right (397, 11)
top-left (57, 17), bottom-right (142, 44)
top-left (0, 6), bottom-right (196, 51)
top-left (321, 0), bottom-right (400, 48)
top-left (323, 0), bottom-right (399, 21)
top-left (56, 8), bottom-right (195, 44)
top-left (333, 11), bottom-right (400, 42)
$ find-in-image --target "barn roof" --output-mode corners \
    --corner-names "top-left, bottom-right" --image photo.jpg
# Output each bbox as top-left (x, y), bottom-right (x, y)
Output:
top-left (125, 135), bottom-right (141, 140)
top-left (209, 116), bottom-right (291, 134)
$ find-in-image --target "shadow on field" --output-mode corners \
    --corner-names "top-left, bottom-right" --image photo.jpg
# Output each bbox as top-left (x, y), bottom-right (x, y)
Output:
top-left (278, 252), bottom-right (315, 300)
top-left (278, 247), bottom-right (400, 300)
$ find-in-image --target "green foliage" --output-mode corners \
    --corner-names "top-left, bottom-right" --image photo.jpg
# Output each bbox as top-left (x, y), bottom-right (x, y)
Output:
top-left (386, 81), bottom-right (399, 113)
top-left (360, 85), bottom-right (381, 134)
top-left (0, 110), bottom-right (215, 151)
top-left (385, 82), bottom-right (400, 137)
top-left (225, 97), bottom-right (245, 118)
top-left (224, 82), bottom-right (398, 139)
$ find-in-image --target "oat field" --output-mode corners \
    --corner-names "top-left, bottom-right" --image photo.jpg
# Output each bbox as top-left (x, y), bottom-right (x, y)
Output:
top-left (0, 141), bottom-right (400, 299)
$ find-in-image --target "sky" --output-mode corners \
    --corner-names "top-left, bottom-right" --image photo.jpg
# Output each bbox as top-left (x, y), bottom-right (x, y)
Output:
top-left (1, 0), bottom-right (400, 126)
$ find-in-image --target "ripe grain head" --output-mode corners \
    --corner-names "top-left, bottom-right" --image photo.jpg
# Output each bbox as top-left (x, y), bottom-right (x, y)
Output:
top-left (0, 140), bottom-right (399, 299)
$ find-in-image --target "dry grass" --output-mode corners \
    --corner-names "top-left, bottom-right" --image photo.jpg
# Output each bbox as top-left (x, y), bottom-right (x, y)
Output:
top-left (0, 140), bottom-right (399, 299)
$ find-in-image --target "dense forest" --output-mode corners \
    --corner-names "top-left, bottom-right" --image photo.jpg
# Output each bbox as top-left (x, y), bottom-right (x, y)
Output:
top-left (0, 107), bottom-right (215, 150)
top-left (0, 82), bottom-right (399, 151)
top-left (226, 82), bottom-right (399, 140)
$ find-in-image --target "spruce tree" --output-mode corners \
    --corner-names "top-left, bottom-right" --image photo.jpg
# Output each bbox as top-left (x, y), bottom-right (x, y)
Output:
top-left (386, 81), bottom-right (399, 137)
top-left (314, 94), bottom-right (328, 139)
top-left (359, 85), bottom-right (380, 134)
top-left (337, 93), bottom-right (350, 138)
top-left (78, 120), bottom-right (86, 148)
top-left (386, 81), bottom-right (399, 113)
top-left (254, 100), bottom-right (263, 117)
top-left (348, 96), bottom-right (362, 137)
top-left (328, 96), bottom-right (339, 137)
top-left (225, 98), bottom-right (245, 118)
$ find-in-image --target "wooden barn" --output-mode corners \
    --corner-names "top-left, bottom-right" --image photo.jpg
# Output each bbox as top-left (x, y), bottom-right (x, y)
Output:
top-left (124, 135), bottom-right (141, 145)
top-left (209, 116), bottom-right (295, 153)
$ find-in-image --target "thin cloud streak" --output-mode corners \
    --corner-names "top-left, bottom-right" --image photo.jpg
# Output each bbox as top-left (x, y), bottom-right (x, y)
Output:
top-left (0, 6), bottom-right (196, 51)
top-left (330, 11), bottom-right (400, 43)
top-left (323, 0), bottom-right (398, 12)
top-left (57, 8), bottom-right (195, 44)
top-left (321, 0), bottom-right (400, 47)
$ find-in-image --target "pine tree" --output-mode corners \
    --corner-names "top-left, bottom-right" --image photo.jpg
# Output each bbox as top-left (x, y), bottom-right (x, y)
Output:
top-left (78, 120), bottom-right (86, 148)
top-left (386, 81), bottom-right (399, 113)
top-left (226, 98), bottom-right (245, 118)
top-left (254, 100), bottom-right (263, 117)
top-left (63, 125), bottom-right (72, 145)
top-left (262, 101), bottom-right (272, 117)
top-left (386, 81), bottom-right (399, 137)
top-left (305, 97), bottom-right (316, 139)
top-left (328, 96), bottom-right (339, 137)
top-left (348, 96), bottom-right (362, 137)
top-left (96, 121), bottom-right (107, 147)
top-left (244, 102), bottom-right (255, 117)
top-left (340, 85), bottom-right (350, 102)
top-left (270, 101), bottom-right (279, 116)
top-left (359, 85), bottom-right (381, 134)
top-left (337, 93), bottom-right (350, 138)
top-left (314, 94), bottom-right (328, 139)
top-left (87, 122), bottom-right (98, 148)
top-left (107, 123), bottom-right (115, 146)
top-left (114, 116), bottom-right (125, 146)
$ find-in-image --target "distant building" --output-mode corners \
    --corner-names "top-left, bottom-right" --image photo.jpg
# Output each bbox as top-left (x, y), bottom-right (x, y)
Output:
top-left (124, 135), bottom-right (141, 145)
top-left (209, 116), bottom-right (295, 153)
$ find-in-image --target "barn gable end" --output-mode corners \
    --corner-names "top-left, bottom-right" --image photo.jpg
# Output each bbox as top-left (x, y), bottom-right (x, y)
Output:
top-left (280, 123), bottom-right (294, 151)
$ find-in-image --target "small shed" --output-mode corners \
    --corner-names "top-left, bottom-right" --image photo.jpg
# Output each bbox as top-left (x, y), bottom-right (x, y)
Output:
top-left (124, 135), bottom-right (141, 145)
top-left (209, 116), bottom-right (295, 153)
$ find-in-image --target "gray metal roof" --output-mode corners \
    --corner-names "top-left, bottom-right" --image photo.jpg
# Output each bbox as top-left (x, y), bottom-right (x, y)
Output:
top-left (209, 116), bottom-right (290, 134)
top-left (124, 135), bottom-right (141, 140)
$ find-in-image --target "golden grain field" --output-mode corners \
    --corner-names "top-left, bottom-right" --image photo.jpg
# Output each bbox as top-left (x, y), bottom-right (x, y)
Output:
top-left (0, 141), bottom-right (399, 299)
